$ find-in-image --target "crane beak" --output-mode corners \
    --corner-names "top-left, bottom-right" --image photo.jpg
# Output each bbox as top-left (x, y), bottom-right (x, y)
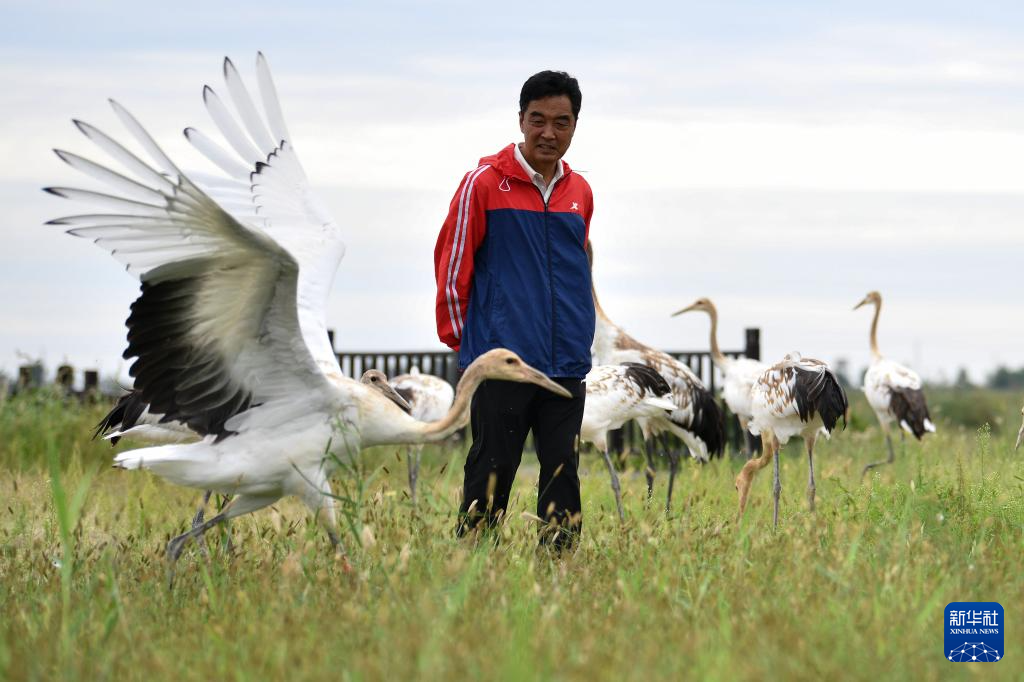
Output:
top-left (853, 298), bottom-right (869, 311)
top-left (1016, 420), bottom-right (1023, 451)
top-left (380, 383), bottom-right (412, 414)
top-left (671, 303), bottom-right (698, 317)
top-left (521, 367), bottom-right (572, 398)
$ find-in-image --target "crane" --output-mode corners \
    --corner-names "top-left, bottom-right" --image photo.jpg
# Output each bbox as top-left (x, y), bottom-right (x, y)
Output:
top-left (735, 353), bottom-right (848, 527)
top-left (580, 362), bottom-right (677, 521)
top-left (589, 245), bottom-right (724, 512)
top-left (672, 297), bottom-right (766, 454)
top-left (854, 291), bottom-right (935, 478)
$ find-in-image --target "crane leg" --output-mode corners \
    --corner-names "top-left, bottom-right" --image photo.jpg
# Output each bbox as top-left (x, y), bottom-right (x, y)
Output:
top-left (665, 449), bottom-right (680, 514)
top-left (166, 494), bottom-right (278, 587)
top-left (861, 433), bottom-right (896, 480)
top-left (736, 433), bottom-right (775, 519)
top-left (643, 438), bottom-right (656, 499)
top-left (601, 447), bottom-right (625, 523)
top-left (772, 440), bottom-right (782, 528)
top-left (191, 490), bottom-right (213, 529)
top-left (806, 436), bottom-right (816, 512)
top-left (408, 445), bottom-right (422, 506)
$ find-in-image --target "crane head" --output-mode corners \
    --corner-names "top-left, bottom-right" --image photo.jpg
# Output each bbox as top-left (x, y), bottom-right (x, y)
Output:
top-left (671, 296), bottom-right (715, 317)
top-left (471, 349), bottom-right (572, 398)
top-left (360, 369), bottom-right (412, 413)
top-left (853, 291), bottom-right (882, 311)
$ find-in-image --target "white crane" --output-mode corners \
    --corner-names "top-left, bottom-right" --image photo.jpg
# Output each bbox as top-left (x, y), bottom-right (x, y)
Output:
top-left (95, 369), bottom-right (412, 529)
top-left (854, 291), bottom-right (935, 478)
top-left (46, 54), bottom-right (570, 565)
top-left (580, 363), bottom-right (677, 522)
top-left (388, 367), bottom-right (455, 505)
top-left (735, 353), bottom-right (848, 527)
top-left (672, 298), bottom-right (766, 453)
top-left (589, 246), bottom-right (725, 512)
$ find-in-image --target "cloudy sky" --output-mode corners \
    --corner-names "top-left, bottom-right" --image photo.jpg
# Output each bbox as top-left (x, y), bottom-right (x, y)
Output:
top-left (1, 1), bottom-right (1021, 386)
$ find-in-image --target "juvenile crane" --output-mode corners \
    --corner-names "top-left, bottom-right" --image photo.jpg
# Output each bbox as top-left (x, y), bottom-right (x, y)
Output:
top-left (672, 297), bottom-right (766, 453)
top-left (388, 367), bottom-right (455, 505)
top-left (46, 54), bottom-right (571, 564)
top-left (854, 291), bottom-right (935, 478)
top-left (735, 353), bottom-right (848, 527)
top-left (580, 363), bottom-right (677, 522)
top-left (589, 246), bottom-right (725, 512)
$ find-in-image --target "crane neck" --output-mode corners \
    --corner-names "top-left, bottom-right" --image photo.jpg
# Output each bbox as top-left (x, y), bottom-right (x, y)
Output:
top-left (704, 304), bottom-right (730, 368)
top-left (591, 281), bottom-right (620, 363)
top-left (868, 300), bottom-right (883, 360)
top-left (413, 361), bottom-right (485, 441)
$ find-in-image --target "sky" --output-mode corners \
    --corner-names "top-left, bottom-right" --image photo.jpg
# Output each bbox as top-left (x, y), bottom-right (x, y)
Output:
top-left (0, 0), bottom-right (1021, 388)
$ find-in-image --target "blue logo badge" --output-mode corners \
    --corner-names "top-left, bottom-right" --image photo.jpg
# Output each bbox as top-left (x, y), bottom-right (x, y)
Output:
top-left (945, 602), bottom-right (1003, 662)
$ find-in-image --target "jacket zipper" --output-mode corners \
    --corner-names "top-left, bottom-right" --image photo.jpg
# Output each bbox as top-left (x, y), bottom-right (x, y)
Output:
top-left (521, 171), bottom-right (567, 374)
top-left (541, 188), bottom-right (556, 373)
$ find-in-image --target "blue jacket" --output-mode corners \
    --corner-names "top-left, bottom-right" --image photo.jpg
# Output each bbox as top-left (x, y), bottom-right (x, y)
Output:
top-left (434, 144), bottom-right (595, 378)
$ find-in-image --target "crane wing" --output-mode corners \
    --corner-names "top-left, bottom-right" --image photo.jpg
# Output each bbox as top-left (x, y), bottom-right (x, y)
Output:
top-left (184, 54), bottom-right (344, 375)
top-left (48, 99), bottom-right (342, 440)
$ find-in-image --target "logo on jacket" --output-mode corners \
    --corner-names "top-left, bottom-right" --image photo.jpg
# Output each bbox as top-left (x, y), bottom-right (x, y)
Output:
top-left (498, 177), bottom-right (511, 192)
top-left (570, 201), bottom-right (579, 211)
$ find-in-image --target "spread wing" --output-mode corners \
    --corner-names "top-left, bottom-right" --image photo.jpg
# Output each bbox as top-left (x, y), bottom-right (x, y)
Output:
top-left (184, 54), bottom-right (344, 375)
top-left (47, 91), bottom-right (343, 439)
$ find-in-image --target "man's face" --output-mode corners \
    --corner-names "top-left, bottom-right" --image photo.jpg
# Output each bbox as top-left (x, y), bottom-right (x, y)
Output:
top-left (518, 95), bottom-right (576, 168)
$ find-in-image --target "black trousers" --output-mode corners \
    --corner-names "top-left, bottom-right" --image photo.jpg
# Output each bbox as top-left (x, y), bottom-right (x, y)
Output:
top-left (456, 377), bottom-right (586, 547)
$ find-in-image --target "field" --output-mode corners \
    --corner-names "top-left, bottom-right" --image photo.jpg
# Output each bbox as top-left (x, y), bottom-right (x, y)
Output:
top-left (1, 389), bottom-right (1022, 681)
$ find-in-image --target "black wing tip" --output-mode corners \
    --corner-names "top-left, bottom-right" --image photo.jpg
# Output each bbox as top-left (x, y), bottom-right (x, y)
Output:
top-left (620, 362), bottom-right (672, 397)
top-left (42, 187), bottom-right (67, 198)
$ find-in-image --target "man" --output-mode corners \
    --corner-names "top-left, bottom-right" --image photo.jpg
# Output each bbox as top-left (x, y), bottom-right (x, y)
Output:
top-left (433, 70), bottom-right (595, 548)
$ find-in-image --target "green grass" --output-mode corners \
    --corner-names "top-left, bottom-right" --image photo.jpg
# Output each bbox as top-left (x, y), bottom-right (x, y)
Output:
top-left (1, 392), bottom-right (1022, 681)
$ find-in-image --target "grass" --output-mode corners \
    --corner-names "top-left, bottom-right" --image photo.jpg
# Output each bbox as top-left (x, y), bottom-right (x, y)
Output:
top-left (1, 391), bottom-right (1022, 680)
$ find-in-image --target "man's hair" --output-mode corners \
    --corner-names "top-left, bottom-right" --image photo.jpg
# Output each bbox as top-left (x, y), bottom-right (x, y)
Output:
top-left (519, 71), bottom-right (582, 119)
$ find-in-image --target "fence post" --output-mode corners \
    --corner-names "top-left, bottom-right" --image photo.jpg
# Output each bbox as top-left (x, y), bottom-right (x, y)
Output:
top-left (84, 370), bottom-right (99, 395)
top-left (56, 365), bottom-right (74, 394)
top-left (744, 328), bottom-right (761, 361)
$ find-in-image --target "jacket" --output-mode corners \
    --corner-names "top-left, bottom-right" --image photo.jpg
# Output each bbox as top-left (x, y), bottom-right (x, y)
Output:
top-left (434, 143), bottom-right (595, 378)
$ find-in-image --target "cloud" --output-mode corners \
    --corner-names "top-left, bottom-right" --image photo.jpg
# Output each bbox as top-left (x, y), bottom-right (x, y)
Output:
top-left (1, 12), bottom-right (1022, 384)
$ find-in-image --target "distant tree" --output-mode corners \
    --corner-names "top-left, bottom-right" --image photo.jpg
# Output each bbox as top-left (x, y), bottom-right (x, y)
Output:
top-left (954, 367), bottom-right (973, 390)
top-left (987, 366), bottom-right (1024, 390)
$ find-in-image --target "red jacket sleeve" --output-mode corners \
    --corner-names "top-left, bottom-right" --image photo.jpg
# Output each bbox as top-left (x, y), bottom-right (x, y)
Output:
top-left (434, 167), bottom-right (489, 350)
